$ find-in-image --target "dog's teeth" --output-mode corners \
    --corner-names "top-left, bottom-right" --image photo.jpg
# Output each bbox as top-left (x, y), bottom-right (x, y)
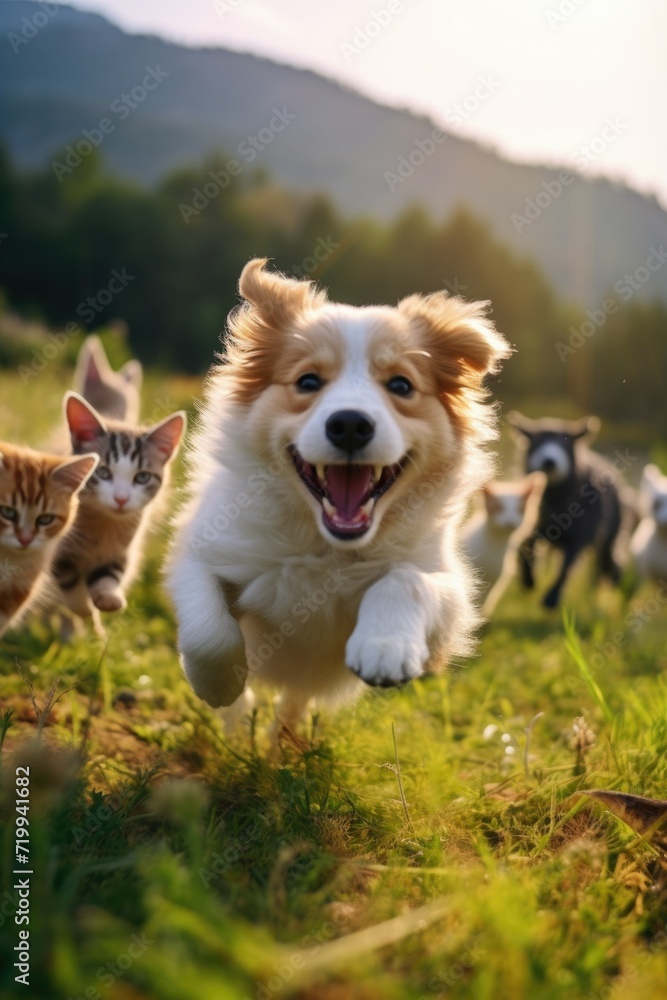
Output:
top-left (322, 497), bottom-right (336, 517)
top-left (316, 464), bottom-right (326, 483)
top-left (360, 498), bottom-right (375, 517)
top-left (373, 465), bottom-right (383, 482)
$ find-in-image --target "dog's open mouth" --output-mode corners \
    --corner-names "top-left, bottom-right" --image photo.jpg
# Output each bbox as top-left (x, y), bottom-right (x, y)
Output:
top-left (289, 447), bottom-right (407, 539)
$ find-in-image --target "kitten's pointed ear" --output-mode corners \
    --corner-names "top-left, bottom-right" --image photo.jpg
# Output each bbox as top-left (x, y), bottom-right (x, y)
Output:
top-left (78, 336), bottom-right (109, 384)
top-left (65, 392), bottom-right (107, 443)
top-left (119, 359), bottom-right (143, 389)
top-left (145, 411), bottom-right (186, 460)
top-left (481, 483), bottom-right (497, 512)
top-left (52, 454), bottom-right (99, 493)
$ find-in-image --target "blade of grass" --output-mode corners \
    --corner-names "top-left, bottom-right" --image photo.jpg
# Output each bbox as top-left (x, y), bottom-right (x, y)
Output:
top-left (392, 721), bottom-right (414, 831)
top-left (563, 611), bottom-right (613, 724)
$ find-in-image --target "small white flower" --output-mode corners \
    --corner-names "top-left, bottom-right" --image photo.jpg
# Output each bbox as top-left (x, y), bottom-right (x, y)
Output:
top-left (482, 724), bottom-right (498, 740)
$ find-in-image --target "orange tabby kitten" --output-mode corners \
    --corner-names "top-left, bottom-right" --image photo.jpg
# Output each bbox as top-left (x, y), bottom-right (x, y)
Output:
top-left (0, 443), bottom-right (98, 636)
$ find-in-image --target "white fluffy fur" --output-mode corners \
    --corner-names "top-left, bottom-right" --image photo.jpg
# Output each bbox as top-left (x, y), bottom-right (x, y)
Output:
top-left (166, 261), bottom-right (511, 725)
top-left (630, 464), bottom-right (667, 582)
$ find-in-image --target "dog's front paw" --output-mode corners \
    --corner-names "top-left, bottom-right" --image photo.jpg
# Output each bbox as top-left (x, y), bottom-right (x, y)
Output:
top-left (345, 627), bottom-right (428, 687)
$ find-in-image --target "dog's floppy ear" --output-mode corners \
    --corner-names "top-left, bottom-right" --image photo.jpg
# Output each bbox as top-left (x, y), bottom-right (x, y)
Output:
top-left (236, 258), bottom-right (327, 334)
top-left (570, 415), bottom-right (600, 442)
top-left (397, 292), bottom-right (512, 429)
top-left (224, 259), bottom-right (329, 401)
top-left (506, 411), bottom-right (536, 438)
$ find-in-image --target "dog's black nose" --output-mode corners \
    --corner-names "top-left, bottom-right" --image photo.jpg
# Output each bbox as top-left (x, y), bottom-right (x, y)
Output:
top-left (326, 410), bottom-right (375, 452)
top-left (542, 458), bottom-right (556, 472)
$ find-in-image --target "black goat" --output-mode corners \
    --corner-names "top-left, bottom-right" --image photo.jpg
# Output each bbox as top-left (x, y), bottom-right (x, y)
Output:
top-left (508, 413), bottom-right (623, 608)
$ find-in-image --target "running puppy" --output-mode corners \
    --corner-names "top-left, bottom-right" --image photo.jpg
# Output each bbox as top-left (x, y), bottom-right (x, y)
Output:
top-left (167, 260), bottom-right (511, 725)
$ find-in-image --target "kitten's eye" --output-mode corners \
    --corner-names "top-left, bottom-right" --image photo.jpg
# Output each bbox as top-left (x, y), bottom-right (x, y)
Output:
top-left (134, 471), bottom-right (151, 485)
top-left (97, 466), bottom-right (112, 481)
top-left (386, 376), bottom-right (413, 397)
top-left (0, 505), bottom-right (17, 522)
top-left (36, 513), bottom-right (55, 527)
top-left (296, 373), bottom-right (323, 393)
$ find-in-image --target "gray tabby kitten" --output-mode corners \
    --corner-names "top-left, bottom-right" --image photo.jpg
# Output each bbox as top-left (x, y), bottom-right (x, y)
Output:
top-left (49, 392), bottom-right (185, 626)
top-left (74, 335), bottom-right (143, 423)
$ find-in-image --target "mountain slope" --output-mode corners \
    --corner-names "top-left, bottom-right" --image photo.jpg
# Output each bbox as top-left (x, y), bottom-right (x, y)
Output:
top-left (2, 0), bottom-right (666, 305)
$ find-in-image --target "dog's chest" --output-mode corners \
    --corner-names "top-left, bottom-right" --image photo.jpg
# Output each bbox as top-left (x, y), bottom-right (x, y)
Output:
top-left (235, 555), bottom-right (383, 625)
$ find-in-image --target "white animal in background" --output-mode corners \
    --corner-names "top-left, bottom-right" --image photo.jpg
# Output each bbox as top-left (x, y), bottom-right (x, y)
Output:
top-left (74, 335), bottom-right (143, 423)
top-left (167, 258), bottom-right (512, 730)
top-left (461, 473), bottom-right (546, 615)
top-left (630, 463), bottom-right (667, 583)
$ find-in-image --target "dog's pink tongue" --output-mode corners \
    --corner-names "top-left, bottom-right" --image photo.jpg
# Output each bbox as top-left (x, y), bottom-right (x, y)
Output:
top-left (326, 465), bottom-right (373, 518)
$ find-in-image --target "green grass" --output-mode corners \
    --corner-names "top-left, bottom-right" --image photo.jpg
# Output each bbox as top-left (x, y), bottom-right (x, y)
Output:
top-left (1, 363), bottom-right (667, 1000)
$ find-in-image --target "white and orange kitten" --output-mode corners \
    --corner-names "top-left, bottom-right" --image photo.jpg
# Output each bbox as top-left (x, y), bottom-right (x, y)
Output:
top-left (0, 442), bottom-right (97, 636)
top-left (462, 473), bottom-right (545, 614)
top-left (46, 393), bottom-right (185, 628)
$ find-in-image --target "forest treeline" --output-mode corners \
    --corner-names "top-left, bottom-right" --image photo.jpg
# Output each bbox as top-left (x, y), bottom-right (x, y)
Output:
top-left (1, 146), bottom-right (665, 427)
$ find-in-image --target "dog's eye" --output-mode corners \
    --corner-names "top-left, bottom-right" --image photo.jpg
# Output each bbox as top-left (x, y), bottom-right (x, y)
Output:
top-left (386, 376), bottom-right (413, 397)
top-left (296, 373), bottom-right (323, 393)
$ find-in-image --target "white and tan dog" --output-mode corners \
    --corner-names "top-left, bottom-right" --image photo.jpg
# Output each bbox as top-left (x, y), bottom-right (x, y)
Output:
top-left (166, 260), bottom-right (511, 726)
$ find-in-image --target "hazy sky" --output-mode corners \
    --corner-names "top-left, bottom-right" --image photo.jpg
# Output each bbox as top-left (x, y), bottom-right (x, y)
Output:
top-left (76, 0), bottom-right (667, 206)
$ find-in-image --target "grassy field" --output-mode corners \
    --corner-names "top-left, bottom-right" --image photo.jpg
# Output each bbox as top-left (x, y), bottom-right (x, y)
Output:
top-left (1, 360), bottom-right (666, 1000)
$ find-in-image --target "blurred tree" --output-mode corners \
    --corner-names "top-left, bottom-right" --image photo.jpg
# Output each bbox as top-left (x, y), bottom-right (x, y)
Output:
top-left (0, 145), bottom-right (665, 428)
